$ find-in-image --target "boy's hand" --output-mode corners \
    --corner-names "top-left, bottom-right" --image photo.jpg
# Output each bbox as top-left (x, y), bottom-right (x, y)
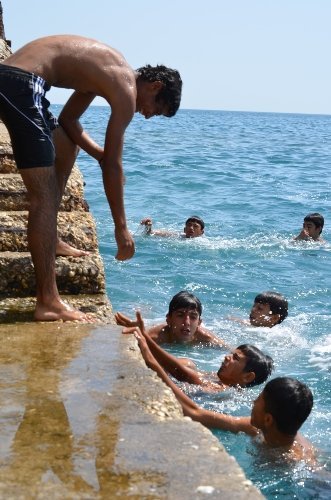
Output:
top-left (115, 228), bottom-right (135, 260)
top-left (140, 217), bottom-right (153, 226)
top-left (115, 311), bottom-right (138, 327)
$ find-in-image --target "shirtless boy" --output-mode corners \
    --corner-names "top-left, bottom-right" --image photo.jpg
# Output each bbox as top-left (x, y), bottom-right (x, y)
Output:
top-left (122, 311), bottom-right (274, 393)
top-left (140, 216), bottom-right (204, 238)
top-left (134, 325), bottom-right (315, 463)
top-left (294, 213), bottom-right (325, 242)
top-left (115, 290), bottom-right (225, 346)
top-left (0, 35), bottom-right (182, 321)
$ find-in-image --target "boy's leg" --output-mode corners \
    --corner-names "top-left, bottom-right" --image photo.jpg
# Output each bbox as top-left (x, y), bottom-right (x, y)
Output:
top-left (20, 165), bottom-right (89, 321)
top-left (52, 126), bottom-right (89, 257)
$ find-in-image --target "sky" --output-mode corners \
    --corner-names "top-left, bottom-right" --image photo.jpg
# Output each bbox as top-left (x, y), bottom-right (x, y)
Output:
top-left (2, 0), bottom-right (331, 114)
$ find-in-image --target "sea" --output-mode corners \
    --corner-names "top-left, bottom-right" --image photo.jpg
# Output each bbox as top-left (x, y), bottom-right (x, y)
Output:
top-left (53, 105), bottom-right (331, 498)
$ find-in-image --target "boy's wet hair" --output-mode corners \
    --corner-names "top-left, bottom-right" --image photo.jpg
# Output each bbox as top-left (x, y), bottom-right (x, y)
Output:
top-left (185, 216), bottom-right (205, 231)
top-left (237, 344), bottom-right (274, 387)
top-left (168, 291), bottom-right (202, 317)
top-left (263, 377), bottom-right (313, 435)
top-left (137, 64), bottom-right (182, 117)
top-left (254, 291), bottom-right (288, 324)
top-left (304, 212), bottom-right (324, 234)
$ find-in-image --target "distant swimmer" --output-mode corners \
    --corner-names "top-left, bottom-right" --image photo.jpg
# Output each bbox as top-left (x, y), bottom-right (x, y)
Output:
top-left (133, 323), bottom-right (315, 464)
top-left (115, 290), bottom-right (225, 347)
top-left (121, 311), bottom-right (274, 393)
top-left (294, 212), bottom-right (325, 242)
top-left (229, 291), bottom-right (288, 328)
top-left (140, 215), bottom-right (205, 238)
top-left (0, 34), bottom-right (182, 321)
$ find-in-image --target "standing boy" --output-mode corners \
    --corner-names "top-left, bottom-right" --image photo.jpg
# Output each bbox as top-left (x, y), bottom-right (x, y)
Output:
top-left (0, 35), bottom-right (182, 321)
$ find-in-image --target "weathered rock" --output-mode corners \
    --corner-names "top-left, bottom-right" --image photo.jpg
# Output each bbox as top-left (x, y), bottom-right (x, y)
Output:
top-left (0, 211), bottom-right (98, 251)
top-left (0, 252), bottom-right (106, 297)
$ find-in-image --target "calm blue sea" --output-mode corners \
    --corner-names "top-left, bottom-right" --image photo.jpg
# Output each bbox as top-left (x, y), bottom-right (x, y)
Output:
top-left (54, 105), bottom-right (331, 498)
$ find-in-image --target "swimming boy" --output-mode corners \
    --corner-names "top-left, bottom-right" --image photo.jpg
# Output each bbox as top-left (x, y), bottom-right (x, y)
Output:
top-left (134, 324), bottom-right (315, 463)
top-left (0, 35), bottom-right (182, 321)
top-left (122, 312), bottom-right (274, 393)
top-left (294, 213), bottom-right (325, 242)
top-left (115, 290), bottom-right (225, 346)
top-left (230, 291), bottom-right (288, 328)
top-left (140, 216), bottom-right (204, 238)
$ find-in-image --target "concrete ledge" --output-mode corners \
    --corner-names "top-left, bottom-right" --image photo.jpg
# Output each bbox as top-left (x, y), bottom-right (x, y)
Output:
top-left (0, 294), bottom-right (115, 323)
top-left (0, 323), bottom-right (263, 499)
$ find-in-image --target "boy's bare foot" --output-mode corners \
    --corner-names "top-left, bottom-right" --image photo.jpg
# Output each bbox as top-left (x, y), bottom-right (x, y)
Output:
top-left (56, 239), bottom-right (90, 257)
top-left (34, 299), bottom-right (94, 322)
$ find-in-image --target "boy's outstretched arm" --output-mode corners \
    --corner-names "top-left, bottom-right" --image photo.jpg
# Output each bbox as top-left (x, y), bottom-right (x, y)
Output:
top-left (123, 312), bottom-right (203, 384)
top-left (134, 329), bottom-right (257, 435)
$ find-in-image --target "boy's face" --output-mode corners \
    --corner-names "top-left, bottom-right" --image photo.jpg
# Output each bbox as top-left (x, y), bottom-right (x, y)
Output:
top-left (166, 307), bottom-right (201, 343)
top-left (136, 81), bottom-right (168, 119)
top-left (303, 221), bottom-right (321, 240)
top-left (249, 301), bottom-right (279, 328)
top-left (184, 221), bottom-right (204, 238)
top-left (217, 349), bottom-right (249, 386)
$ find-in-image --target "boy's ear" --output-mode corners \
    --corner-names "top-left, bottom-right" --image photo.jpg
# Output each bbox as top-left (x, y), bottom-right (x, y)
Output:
top-left (243, 371), bottom-right (255, 386)
top-left (151, 81), bottom-right (164, 92)
top-left (264, 412), bottom-right (274, 429)
top-left (270, 313), bottom-right (281, 326)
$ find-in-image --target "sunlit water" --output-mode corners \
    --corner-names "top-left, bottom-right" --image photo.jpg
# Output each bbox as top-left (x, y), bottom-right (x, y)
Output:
top-left (53, 105), bottom-right (331, 498)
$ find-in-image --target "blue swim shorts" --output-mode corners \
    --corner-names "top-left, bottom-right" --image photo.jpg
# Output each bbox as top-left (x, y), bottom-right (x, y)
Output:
top-left (0, 64), bottom-right (58, 169)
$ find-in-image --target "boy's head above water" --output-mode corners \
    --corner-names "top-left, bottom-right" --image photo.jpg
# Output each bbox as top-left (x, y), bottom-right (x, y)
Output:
top-left (217, 344), bottom-right (274, 388)
top-left (166, 291), bottom-right (202, 343)
top-left (249, 291), bottom-right (288, 327)
top-left (303, 212), bottom-right (324, 240)
top-left (251, 377), bottom-right (313, 436)
top-left (184, 216), bottom-right (205, 238)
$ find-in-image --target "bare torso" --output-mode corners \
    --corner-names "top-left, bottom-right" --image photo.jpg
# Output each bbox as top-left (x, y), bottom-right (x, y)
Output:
top-left (3, 35), bottom-right (136, 101)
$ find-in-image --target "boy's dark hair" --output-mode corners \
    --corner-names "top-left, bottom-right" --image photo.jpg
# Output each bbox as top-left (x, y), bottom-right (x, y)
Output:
top-left (304, 212), bottom-right (324, 234)
top-left (137, 64), bottom-right (182, 117)
top-left (168, 291), bottom-right (202, 316)
top-left (254, 291), bottom-right (288, 324)
top-left (185, 216), bottom-right (205, 231)
top-left (237, 344), bottom-right (274, 387)
top-left (263, 377), bottom-right (313, 435)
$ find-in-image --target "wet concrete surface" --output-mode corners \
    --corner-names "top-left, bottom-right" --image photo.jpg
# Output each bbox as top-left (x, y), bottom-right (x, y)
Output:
top-left (0, 322), bottom-right (263, 499)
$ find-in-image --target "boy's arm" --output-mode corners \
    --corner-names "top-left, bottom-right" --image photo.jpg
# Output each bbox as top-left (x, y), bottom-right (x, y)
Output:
top-left (59, 89), bottom-right (135, 261)
top-left (123, 313), bottom-right (204, 385)
top-left (140, 218), bottom-right (178, 237)
top-left (134, 330), bottom-right (257, 435)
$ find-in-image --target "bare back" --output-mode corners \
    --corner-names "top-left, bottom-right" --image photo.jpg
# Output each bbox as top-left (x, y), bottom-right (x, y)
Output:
top-left (4, 35), bottom-right (136, 104)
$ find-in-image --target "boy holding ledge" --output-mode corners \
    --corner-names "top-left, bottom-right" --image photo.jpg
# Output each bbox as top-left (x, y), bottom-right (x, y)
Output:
top-left (131, 316), bottom-right (315, 463)
top-left (116, 290), bottom-right (225, 347)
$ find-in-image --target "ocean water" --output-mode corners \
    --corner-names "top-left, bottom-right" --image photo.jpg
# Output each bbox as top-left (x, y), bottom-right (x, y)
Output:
top-left (54, 105), bottom-right (331, 498)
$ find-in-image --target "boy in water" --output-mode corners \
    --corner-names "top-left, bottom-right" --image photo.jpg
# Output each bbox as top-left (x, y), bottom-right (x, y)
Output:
top-left (115, 290), bottom-right (225, 346)
top-left (140, 216), bottom-right (205, 238)
top-left (0, 35), bottom-right (182, 321)
top-left (133, 321), bottom-right (315, 463)
top-left (230, 291), bottom-right (288, 328)
top-left (294, 213), bottom-right (325, 242)
top-left (121, 312), bottom-right (274, 393)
